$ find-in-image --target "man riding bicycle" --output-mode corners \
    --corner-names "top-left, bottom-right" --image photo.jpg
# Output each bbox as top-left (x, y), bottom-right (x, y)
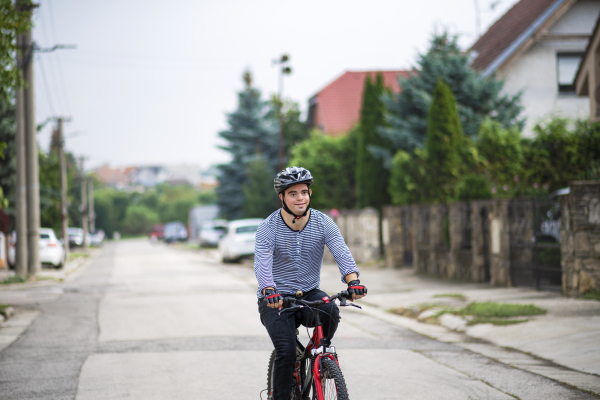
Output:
top-left (255, 166), bottom-right (367, 400)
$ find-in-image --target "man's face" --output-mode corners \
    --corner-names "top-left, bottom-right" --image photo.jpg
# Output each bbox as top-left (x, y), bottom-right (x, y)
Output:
top-left (280, 183), bottom-right (311, 215)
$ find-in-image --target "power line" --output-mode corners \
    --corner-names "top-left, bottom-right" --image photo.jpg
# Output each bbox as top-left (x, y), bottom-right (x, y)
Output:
top-left (46, 0), bottom-right (72, 114)
top-left (37, 55), bottom-right (57, 116)
top-left (38, 0), bottom-right (70, 115)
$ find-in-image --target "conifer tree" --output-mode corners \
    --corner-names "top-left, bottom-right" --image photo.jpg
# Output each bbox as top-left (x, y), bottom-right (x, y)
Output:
top-left (425, 78), bottom-right (464, 202)
top-left (381, 32), bottom-right (523, 152)
top-left (356, 73), bottom-right (390, 209)
top-left (217, 71), bottom-right (278, 220)
top-left (242, 157), bottom-right (279, 218)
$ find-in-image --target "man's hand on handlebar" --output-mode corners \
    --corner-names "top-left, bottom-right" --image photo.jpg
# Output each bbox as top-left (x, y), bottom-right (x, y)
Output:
top-left (263, 288), bottom-right (283, 310)
top-left (347, 280), bottom-right (367, 302)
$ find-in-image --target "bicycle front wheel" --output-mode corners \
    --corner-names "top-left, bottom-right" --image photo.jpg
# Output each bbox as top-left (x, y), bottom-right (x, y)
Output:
top-left (314, 357), bottom-right (349, 400)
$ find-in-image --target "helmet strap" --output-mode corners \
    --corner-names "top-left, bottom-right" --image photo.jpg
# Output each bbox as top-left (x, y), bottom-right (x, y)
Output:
top-left (281, 193), bottom-right (311, 224)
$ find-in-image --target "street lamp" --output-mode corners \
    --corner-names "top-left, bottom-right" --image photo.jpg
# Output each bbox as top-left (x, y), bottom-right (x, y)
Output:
top-left (273, 54), bottom-right (292, 171)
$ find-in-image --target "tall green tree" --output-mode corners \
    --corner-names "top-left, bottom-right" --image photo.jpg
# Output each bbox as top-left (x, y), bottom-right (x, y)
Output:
top-left (217, 70), bottom-right (278, 220)
top-left (356, 73), bottom-right (391, 209)
top-left (0, 0), bottom-right (34, 99)
top-left (243, 157), bottom-right (279, 218)
top-left (381, 32), bottom-right (523, 152)
top-left (426, 78), bottom-right (465, 201)
top-left (290, 128), bottom-right (359, 210)
top-left (388, 79), bottom-right (474, 204)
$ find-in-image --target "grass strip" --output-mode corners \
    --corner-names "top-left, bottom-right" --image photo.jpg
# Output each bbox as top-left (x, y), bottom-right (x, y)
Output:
top-left (456, 302), bottom-right (546, 318)
top-left (432, 293), bottom-right (467, 301)
top-left (466, 318), bottom-right (529, 326)
top-left (69, 252), bottom-right (90, 261)
top-left (1, 275), bottom-right (26, 285)
top-left (582, 291), bottom-right (600, 301)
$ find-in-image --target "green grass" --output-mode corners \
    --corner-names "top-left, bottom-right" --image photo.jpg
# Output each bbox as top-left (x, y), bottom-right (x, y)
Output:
top-left (582, 291), bottom-right (600, 301)
top-left (69, 252), bottom-right (90, 261)
top-left (456, 302), bottom-right (546, 318)
top-left (466, 318), bottom-right (529, 326)
top-left (432, 293), bottom-right (467, 301)
top-left (1, 275), bottom-right (27, 285)
top-left (0, 304), bottom-right (11, 318)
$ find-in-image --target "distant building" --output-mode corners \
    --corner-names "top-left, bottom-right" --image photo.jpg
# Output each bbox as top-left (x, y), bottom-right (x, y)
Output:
top-left (94, 165), bottom-right (135, 189)
top-left (575, 13), bottom-right (600, 121)
top-left (94, 164), bottom-right (217, 190)
top-left (306, 70), bottom-right (409, 137)
top-left (469, 0), bottom-right (600, 135)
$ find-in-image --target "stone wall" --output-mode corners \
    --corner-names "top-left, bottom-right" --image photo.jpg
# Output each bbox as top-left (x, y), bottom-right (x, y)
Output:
top-left (470, 200), bottom-right (492, 282)
top-left (325, 208), bottom-right (381, 266)
top-left (448, 202), bottom-right (472, 280)
top-left (561, 181), bottom-right (600, 297)
top-left (487, 199), bottom-right (511, 286)
top-left (382, 206), bottom-right (411, 269)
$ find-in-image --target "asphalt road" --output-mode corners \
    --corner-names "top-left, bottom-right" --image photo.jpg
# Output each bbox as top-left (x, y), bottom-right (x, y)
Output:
top-left (0, 239), bottom-right (597, 399)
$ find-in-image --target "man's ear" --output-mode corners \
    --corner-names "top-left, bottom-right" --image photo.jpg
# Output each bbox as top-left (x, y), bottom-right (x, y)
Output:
top-left (309, 188), bottom-right (312, 196)
top-left (278, 192), bottom-right (283, 202)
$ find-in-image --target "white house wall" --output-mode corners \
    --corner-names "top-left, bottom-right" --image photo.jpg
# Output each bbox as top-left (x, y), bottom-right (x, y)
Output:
top-left (497, 0), bottom-right (600, 137)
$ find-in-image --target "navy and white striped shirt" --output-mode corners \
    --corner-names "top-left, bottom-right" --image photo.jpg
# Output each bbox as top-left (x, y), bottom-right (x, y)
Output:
top-left (254, 208), bottom-right (359, 298)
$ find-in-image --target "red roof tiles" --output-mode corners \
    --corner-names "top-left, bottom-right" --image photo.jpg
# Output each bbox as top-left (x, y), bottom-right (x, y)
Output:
top-left (308, 70), bottom-right (409, 136)
top-left (469, 0), bottom-right (557, 71)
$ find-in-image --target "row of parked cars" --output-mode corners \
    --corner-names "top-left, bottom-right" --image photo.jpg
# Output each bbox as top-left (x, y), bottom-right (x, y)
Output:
top-left (148, 218), bottom-right (263, 263)
top-left (7, 227), bottom-right (105, 269)
top-left (199, 218), bottom-right (263, 263)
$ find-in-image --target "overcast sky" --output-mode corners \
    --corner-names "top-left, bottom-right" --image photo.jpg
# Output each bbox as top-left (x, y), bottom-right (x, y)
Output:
top-left (32, 0), bottom-right (520, 170)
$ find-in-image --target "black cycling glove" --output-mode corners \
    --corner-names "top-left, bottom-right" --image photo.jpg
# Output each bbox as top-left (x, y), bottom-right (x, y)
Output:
top-left (347, 280), bottom-right (367, 297)
top-left (263, 288), bottom-right (282, 305)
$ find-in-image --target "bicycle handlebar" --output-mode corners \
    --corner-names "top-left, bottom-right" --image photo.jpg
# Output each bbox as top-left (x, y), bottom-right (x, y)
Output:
top-left (278, 290), bottom-right (362, 311)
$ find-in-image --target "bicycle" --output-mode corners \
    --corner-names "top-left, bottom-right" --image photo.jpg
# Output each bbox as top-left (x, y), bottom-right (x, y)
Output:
top-left (265, 290), bottom-right (361, 400)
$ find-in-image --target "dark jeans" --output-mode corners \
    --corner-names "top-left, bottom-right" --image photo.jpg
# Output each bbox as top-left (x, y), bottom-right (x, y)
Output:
top-left (258, 289), bottom-right (340, 400)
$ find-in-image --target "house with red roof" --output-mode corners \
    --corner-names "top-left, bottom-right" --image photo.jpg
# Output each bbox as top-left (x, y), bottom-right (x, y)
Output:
top-left (306, 70), bottom-right (409, 137)
top-left (469, 0), bottom-right (600, 135)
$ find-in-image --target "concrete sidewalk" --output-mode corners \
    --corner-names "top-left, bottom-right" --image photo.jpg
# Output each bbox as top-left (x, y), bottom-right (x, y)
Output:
top-left (322, 264), bottom-right (600, 374)
top-left (0, 248), bottom-right (100, 290)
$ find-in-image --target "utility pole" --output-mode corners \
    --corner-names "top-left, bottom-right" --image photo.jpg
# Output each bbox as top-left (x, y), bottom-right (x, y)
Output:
top-left (14, 26), bottom-right (28, 278)
top-left (88, 180), bottom-right (94, 233)
top-left (273, 54), bottom-right (292, 172)
top-left (57, 118), bottom-right (69, 263)
top-left (79, 157), bottom-right (89, 252)
top-left (15, 2), bottom-right (41, 276)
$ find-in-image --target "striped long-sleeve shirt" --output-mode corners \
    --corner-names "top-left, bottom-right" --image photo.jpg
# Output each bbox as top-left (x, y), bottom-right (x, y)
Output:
top-left (254, 208), bottom-right (359, 298)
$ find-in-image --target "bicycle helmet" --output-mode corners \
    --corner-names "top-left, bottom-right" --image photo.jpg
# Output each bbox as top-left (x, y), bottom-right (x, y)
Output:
top-left (274, 166), bottom-right (313, 223)
top-left (273, 166), bottom-right (313, 195)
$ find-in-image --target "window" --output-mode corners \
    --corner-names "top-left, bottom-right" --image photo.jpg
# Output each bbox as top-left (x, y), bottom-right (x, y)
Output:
top-left (557, 52), bottom-right (584, 94)
top-left (236, 225), bottom-right (259, 234)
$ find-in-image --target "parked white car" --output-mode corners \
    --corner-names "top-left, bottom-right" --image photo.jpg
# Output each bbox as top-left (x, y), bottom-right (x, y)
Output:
top-left (8, 228), bottom-right (66, 269)
top-left (218, 219), bottom-right (263, 263)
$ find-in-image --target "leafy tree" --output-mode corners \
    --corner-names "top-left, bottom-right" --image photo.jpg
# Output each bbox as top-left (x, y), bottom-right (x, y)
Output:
top-left (381, 32), bottom-right (523, 152)
top-left (290, 128), bottom-right (359, 210)
top-left (455, 174), bottom-right (492, 202)
top-left (217, 70), bottom-right (278, 220)
top-left (356, 73), bottom-right (391, 209)
top-left (521, 118), bottom-right (600, 192)
top-left (0, 92), bottom-right (15, 217)
top-left (389, 79), bottom-right (474, 204)
top-left (122, 205), bottom-right (159, 236)
top-left (38, 150), bottom-right (61, 233)
top-left (0, 0), bottom-right (34, 99)
top-left (243, 157), bottom-right (279, 218)
top-left (476, 118), bottom-right (523, 187)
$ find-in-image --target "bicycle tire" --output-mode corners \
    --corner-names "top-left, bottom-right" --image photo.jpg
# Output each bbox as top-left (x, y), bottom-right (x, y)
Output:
top-left (266, 348), bottom-right (304, 400)
top-left (313, 357), bottom-right (349, 400)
